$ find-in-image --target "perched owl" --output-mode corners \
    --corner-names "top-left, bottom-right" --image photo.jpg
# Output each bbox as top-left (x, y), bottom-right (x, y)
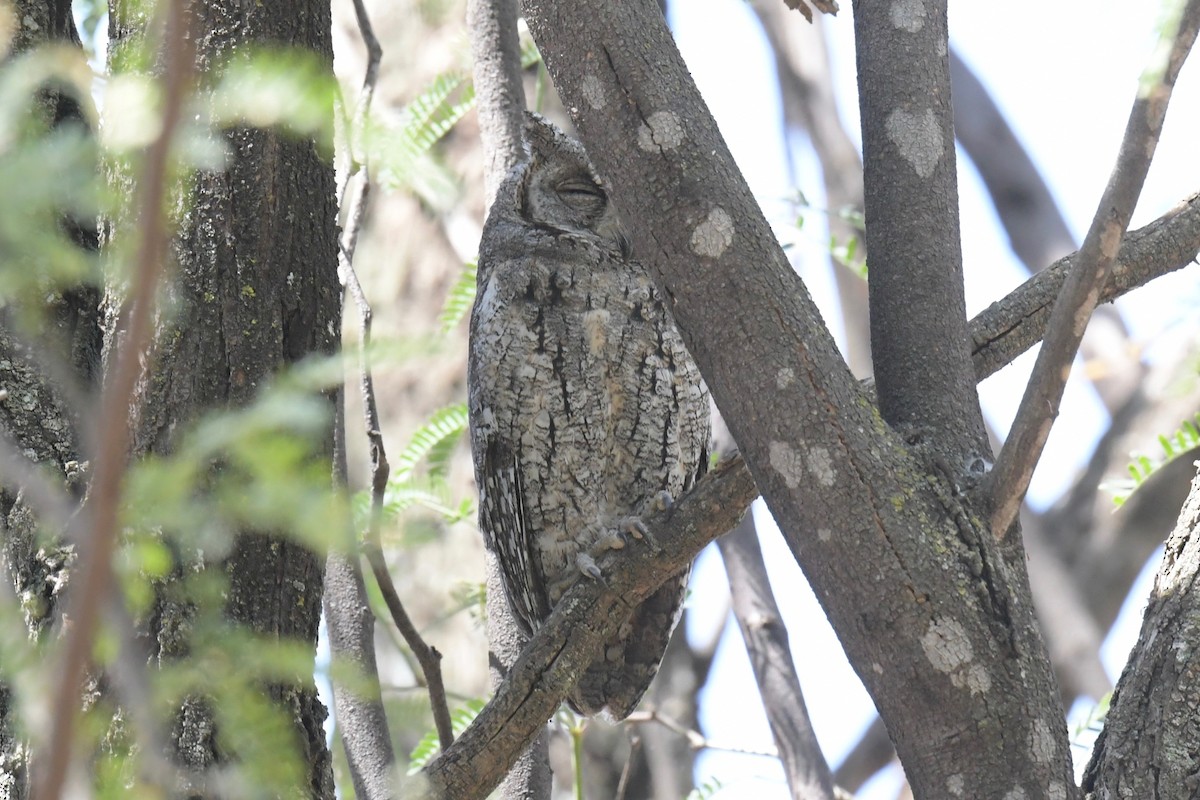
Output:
top-left (468, 114), bottom-right (710, 719)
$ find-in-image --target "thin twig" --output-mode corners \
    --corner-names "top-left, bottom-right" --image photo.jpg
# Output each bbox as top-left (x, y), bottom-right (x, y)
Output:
top-left (968, 191), bottom-right (1200, 383)
top-left (624, 709), bottom-right (778, 759)
top-left (718, 513), bottom-right (837, 800)
top-left (613, 733), bottom-right (640, 800)
top-left (988, 0), bottom-right (1200, 540)
top-left (338, 174), bottom-right (455, 753)
top-left (333, 0), bottom-right (454, 752)
top-left (32, 1), bottom-right (195, 797)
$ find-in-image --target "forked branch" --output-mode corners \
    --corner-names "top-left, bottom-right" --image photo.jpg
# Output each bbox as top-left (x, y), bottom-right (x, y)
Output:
top-left (989, 0), bottom-right (1200, 539)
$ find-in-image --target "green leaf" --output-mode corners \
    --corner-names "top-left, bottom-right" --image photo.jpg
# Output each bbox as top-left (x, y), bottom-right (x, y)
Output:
top-left (439, 261), bottom-right (477, 335)
top-left (371, 34), bottom-right (542, 206)
top-left (687, 777), bottom-right (725, 800)
top-left (393, 404), bottom-right (470, 483)
top-left (1109, 413), bottom-right (1200, 506)
top-left (407, 698), bottom-right (487, 773)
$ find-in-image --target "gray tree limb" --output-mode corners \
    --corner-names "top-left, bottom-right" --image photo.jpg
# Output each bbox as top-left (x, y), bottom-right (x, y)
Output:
top-left (988, 1), bottom-right (1200, 539)
top-left (969, 191), bottom-right (1200, 382)
top-left (466, 2), bottom-right (551, 797)
top-left (853, 0), bottom-right (989, 461)
top-left (1081, 458), bottom-right (1200, 795)
top-left (718, 514), bottom-right (837, 800)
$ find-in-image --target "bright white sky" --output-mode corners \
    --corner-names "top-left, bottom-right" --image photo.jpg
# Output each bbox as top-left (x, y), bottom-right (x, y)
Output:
top-left (671, 2), bottom-right (1199, 798)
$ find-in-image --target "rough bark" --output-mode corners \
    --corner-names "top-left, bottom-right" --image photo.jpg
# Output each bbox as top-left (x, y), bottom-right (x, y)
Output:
top-left (103, 0), bottom-right (341, 793)
top-left (0, 4), bottom-right (99, 798)
top-left (1082, 459), bottom-right (1200, 796)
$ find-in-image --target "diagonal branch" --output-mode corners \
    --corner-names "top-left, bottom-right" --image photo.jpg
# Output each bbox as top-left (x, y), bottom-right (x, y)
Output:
top-left (969, 191), bottom-right (1200, 383)
top-left (419, 454), bottom-right (757, 799)
top-left (324, 2), bottom-right (405, 796)
top-left (989, 0), bottom-right (1200, 540)
top-left (717, 513), bottom-right (838, 800)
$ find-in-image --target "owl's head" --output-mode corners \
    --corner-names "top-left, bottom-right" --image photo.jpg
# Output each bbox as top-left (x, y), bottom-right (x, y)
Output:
top-left (517, 113), bottom-right (631, 257)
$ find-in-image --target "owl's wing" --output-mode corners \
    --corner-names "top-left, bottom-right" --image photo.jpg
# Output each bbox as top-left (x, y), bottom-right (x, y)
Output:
top-left (479, 436), bottom-right (552, 637)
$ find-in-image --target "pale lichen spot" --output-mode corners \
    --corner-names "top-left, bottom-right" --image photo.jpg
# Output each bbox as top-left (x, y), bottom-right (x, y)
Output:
top-left (806, 446), bottom-right (836, 487)
top-left (1030, 719), bottom-right (1057, 765)
top-left (872, 662), bottom-right (884, 675)
top-left (1099, 221), bottom-right (1123, 260)
top-left (690, 207), bottom-right (734, 258)
top-left (946, 775), bottom-right (965, 796)
top-left (776, 366), bottom-right (795, 389)
top-left (637, 110), bottom-right (685, 151)
top-left (961, 663), bottom-right (991, 693)
top-left (1048, 782), bottom-right (1067, 800)
top-left (922, 617), bottom-right (989, 693)
top-left (581, 74), bottom-right (606, 109)
top-left (885, 108), bottom-right (943, 179)
top-left (817, 527), bottom-right (832, 542)
top-left (584, 308), bottom-right (610, 354)
top-left (769, 441), bottom-right (804, 489)
top-left (1003, 788), bottom-right (1028, 800)
top-left (889, 0), bottom-right (925, 32)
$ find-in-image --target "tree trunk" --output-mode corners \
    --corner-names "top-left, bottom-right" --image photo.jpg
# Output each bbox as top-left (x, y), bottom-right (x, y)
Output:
top-left (103, 0), bottom-right (341, 793)
top-left (0, 3), bottom-right (100, 797)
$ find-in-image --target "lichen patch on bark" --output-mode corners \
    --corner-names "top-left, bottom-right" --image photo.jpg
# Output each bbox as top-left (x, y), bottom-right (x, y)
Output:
top-left (889, 0), bottom-right (926, 31)
top-left (636, 110), bottom-right (684, 152)
top-left (689, 207), bottom-right (734, 258)
top-left (885, 108), bottom-right (943, 179)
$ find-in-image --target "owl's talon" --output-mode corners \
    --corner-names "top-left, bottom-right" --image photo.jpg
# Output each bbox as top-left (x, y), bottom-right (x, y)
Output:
top-left (595, 532), bottom-right (626, 552)
top-left (646, 490), bottom-right (673, 515)
top-left (622, 517), bottom-right (661, 553)
top-left (577, 552), bottom-right (604, 582)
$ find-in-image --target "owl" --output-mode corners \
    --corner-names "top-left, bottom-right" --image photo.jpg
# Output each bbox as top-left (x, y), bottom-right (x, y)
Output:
top-left (468, 114), bottom-right (711, 719)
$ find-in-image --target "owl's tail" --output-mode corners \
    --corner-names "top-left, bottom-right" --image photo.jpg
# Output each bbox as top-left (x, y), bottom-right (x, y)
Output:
top-left (566, 567), bottom-right (690, 720)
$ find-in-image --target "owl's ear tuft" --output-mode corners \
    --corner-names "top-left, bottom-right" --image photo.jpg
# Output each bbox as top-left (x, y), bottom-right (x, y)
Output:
top-left (523, 111), bottom-right (565, 163)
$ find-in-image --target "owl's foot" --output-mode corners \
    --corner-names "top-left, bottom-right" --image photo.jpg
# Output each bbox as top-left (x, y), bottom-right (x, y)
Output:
top-left (615, 491), bottom-right (674, 554)
top-left (547, 552), bottom-right (606, 604)
top-left (576, 552), bottom-right (604, 582)
top-left (612, 516), bottom-right (656, 554)
top-left (644, 490), bottom-right (674, 516)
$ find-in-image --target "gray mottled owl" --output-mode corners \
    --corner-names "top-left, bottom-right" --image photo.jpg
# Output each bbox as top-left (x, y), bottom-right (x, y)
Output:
top-left (468, 114), bottom-right (710, 719)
